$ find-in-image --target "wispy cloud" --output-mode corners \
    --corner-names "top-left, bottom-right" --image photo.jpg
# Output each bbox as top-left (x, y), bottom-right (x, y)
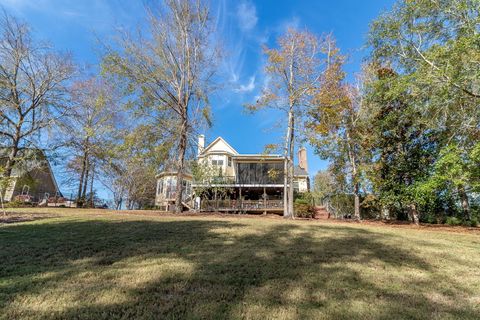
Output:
top-left (277, 16), bottom-right (300, 33)
top-left (235, 76), bottom-right (256, 93)
top-left (237, 1), bottom-right (258, 32)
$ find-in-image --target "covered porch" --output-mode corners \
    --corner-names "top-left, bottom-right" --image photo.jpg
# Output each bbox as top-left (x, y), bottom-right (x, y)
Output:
top-left (198, 186), bottom-right (284, 213)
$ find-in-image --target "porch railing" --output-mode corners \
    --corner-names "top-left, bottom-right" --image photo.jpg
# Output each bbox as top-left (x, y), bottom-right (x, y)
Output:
top-left (193, 176), bottom-right (236, 185)
top-left (200, 199), bottom-right (283, 211)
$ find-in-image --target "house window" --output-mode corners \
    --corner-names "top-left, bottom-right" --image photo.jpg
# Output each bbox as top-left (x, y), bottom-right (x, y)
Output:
top-left (165, 178), bottom-right (176, 199)
top-left (157, 179), bottom-right (164, 195)
top-left (212, 159), bottom-right (224, 166)
top-left (293, 181), bottom-right (300, 191)
top-left (228, 157), bottom-right (232, 167)
top-left (21, 185), bottom-right (30, 195)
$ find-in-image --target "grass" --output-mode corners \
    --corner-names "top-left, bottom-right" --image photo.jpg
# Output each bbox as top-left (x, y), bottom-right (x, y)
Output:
top-left (1, 208), bottom-right (479, 319)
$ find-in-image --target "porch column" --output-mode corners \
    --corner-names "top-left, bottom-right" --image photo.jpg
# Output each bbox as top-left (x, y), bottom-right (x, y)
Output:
top-left (239, 187), bottom-right (242, 214)
top-left (263, 187), bottom-right (267, 215)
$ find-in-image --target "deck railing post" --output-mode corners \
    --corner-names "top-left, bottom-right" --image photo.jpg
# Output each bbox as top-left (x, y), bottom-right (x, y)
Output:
top-left (239, 187), bottom-right (242, 213)
top-left (263, 187), bottom-right (267, 215)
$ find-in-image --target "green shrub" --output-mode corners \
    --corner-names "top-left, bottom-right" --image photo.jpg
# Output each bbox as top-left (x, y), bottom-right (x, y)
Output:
top-left (446, 216), bottom-right (461, 226)
top-left (294, 198), bottom-right (315, 218)
top-left (420, 213), bottom-right (437, 224)
top-left (360, 194), bottom-right (381, 219)
top-left (463, 217), bottom-right (478, 227)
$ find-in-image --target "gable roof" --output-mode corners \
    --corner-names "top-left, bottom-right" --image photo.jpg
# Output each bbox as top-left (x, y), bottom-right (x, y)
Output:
top-left (294, 165), bottom-right (309, 177)
top-left (0, 147), bottom-right (61, 195)
top-left (201, 136), bottom-right (239, 155)
top-left (0, 148), bottom-right (48, 176)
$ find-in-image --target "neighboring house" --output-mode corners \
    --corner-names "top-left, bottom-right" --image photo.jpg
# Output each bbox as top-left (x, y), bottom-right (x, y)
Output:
top-left (155, 135), bottom-right (310, 212)
top-left (0, 149), bottom-right (61, 203)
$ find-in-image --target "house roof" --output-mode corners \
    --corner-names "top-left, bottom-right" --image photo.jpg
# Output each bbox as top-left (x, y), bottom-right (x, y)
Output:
top-left (294, 165), bottom-right (309, 177)
top-left (155, 171), bottom-right (193, 179)
top-left (155, 161), bottom-right (193, 178)
top-left (201, 136), bottom-right (239, 155)
top-left (233, 154), bottom-right (284, 161)
top-left (0, 147), bottom-right (61, 195)
top-left (1, 148), bottom-right (49, 175)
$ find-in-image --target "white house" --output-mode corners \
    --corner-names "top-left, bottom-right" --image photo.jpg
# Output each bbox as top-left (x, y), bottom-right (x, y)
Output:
top-left (155, 135), bottom-right (310, 212)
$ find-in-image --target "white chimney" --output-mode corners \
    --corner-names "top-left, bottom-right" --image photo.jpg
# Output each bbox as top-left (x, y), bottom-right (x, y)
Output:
top-left (298, 147), bottom-right (308, 172)
top-left (198, 134), bottom-right (205, 156)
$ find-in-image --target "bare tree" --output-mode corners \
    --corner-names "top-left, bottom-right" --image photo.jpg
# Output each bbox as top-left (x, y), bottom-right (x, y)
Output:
top-left (247, 29), bottom-right (343, 218)
top-left (59, 76), bottom-right (119, 206)
top-left (0, 11), bottom-right (74, 181)
top-left (103, 0), bottom-right (219, 212)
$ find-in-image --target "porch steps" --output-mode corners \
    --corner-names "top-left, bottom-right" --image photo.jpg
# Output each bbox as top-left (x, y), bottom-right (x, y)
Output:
top-left (182, 201), bottom-right (192, 211)
top-left (314, 206), bottom-right (330, 219)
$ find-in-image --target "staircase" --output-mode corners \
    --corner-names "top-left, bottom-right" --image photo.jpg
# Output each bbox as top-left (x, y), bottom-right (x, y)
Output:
top-left (314, 206), bottom-right (330, 219)
top-left (182, 194), bottom-right (193, 211)
top-left (182, 201), bottom-right (192, 210)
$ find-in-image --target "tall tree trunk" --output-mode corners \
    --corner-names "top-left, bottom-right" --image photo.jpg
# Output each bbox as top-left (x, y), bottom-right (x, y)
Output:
top-left (175, 116), bottom-right (188, 213)
top-left (3, 122), bottom-right (22, 179)
top-left (81, 157), bottom-right (90, 204)
top-left (354, 182), bottom-right (360, 220)
top-left (346, 129), bottom-right (360, 220)
top-left (283, 158), bottom-right (289, 217)
top-left (283, 107), bottom-right (294, 218)
top-left (117, 198), bottom-right (122, 210)
top-left (409, 203), bottom-right (419, 225)
top-left (288, 115), bottom-right (295, 218)
top-left (2, 131), bottom-right (21, 200)
top-left (458, 185), bottom-right (471, 221)
top-left (89, 164), bottom-right (95, 208)
top-left (288, 158), bottom-right (294, 218)
top-left (3, 143), bottom-right (19, 179)
top-left (77, 151), bottom-right (88, 202)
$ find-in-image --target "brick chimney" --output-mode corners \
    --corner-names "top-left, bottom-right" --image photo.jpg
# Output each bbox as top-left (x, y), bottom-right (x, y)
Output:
top-left (197, 134), bottom-right (205, 156)
top-left (298, 147), bottom-right (308, 172)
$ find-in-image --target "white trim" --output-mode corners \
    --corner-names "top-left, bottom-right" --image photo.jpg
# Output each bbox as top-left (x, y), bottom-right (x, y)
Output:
top-left (192, 184), bottom-right (285, 188)
top-left (201, 137), bottom-right (239, 155)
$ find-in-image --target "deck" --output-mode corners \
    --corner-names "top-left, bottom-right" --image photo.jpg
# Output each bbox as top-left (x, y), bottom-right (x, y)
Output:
top-left (200, 199), bottom-right (283, 213)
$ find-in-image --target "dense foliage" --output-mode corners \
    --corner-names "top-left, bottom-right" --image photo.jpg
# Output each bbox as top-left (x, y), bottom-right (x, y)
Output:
top-left (309, 0), bottom-right (479, 224)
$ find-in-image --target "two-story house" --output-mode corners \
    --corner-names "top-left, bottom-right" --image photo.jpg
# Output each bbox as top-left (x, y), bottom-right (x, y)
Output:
top-left (155, 135), bottom-right (310, 213)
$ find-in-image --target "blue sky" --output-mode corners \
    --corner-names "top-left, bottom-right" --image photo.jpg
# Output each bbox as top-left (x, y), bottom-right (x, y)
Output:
top-left (1, 0), bottom-right (396, 199)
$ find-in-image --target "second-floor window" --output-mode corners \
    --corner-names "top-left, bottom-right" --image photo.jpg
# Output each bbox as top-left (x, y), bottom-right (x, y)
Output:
top-left (237, 162), bottom-right (283, 184)
top-left (228, 157), bottom-right (232, 167)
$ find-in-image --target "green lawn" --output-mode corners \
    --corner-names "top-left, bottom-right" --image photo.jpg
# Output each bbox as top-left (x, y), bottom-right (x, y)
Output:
top-left (1, 209), bottom-right (479, 319)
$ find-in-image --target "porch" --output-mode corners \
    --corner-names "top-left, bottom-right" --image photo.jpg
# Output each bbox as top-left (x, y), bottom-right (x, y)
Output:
top-left (197, 186), bottom-right (284, 213)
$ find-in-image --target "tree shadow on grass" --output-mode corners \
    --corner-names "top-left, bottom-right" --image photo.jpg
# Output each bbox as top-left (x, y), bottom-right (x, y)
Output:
top-left (0, 219), bottom-right (478, 319)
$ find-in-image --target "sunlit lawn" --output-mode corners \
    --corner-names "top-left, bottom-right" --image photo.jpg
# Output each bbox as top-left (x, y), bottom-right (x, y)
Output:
top-left (1, 208), bottom-right (479, 319)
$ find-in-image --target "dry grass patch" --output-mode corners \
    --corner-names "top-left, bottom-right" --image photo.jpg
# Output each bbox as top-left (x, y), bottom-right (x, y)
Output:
top-left (1, 208), bottom-right (479, 319)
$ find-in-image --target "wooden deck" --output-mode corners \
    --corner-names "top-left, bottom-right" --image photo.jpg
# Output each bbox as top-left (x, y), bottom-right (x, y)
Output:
top-left (200, 199), bottom-right (283, 213)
